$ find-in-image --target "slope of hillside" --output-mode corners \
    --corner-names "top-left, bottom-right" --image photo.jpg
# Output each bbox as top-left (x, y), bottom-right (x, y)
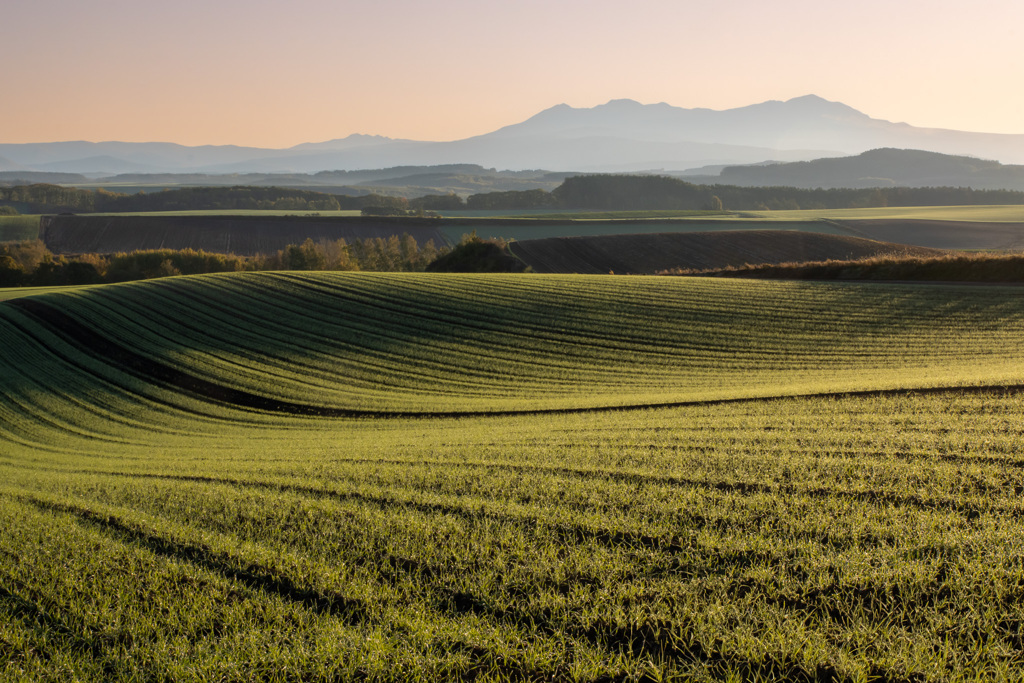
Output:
top-left (2, 272), bottom-right (1021, 428)
top-left (4, 273), bottom-right (1024, 681)
top-left (508, 230), bottom-right (939, 274)
top-left (715, 148), bottom-right (1024, 190)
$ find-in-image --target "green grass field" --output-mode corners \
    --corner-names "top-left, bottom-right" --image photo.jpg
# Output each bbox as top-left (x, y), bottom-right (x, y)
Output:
top-left (446, 205), bottom-right (1024, 223)
top-left (3, 272), bottom-right (1024, 681)
top-left (438, 220), bottom-right (854, 243)
top-left (90, 209), bottom-right (364, 217)
top-left (0, 215), bottom-right (41, 242)
top-left (744, 204), bottom-right (1024, 222)
top-left (516, 210), bottom-right (732, 220)
top-left (0, 284), bottom-right (104, 302)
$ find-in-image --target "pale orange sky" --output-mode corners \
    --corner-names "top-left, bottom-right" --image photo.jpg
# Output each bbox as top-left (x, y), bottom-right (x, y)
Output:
top-left (3, 0), bottom-right (1022, 147)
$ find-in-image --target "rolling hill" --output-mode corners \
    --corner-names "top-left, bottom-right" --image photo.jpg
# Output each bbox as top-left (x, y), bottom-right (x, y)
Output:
top-left (4, 273), bottom-right (1024, 680)
top-left (2, 273), bottom-right (1021, 419)
top-left (710, 148), bottom-right (1024, 190)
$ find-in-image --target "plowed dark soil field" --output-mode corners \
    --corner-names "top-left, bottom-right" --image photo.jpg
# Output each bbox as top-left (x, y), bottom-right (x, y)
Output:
top-left (40, 215), bottom-right (450, 255)
top-left (509, 230), bottom-right (940, 274)
top-left (839, 219), bottom-right (1024, 250)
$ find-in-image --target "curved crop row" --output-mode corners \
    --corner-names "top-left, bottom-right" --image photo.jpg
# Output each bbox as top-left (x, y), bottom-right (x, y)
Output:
top-left (4, 271), bottom-right (1024, 680)
top-left (3, 390), bottom-right (1024, 680)
top-left (2, 272), bottom-right (1023, 428)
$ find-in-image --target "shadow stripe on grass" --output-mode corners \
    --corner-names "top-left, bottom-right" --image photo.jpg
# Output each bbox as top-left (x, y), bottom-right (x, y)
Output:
top-left (18, 497), bottom-right (862, 682)
top-left (20, 496), bottom-right (367, 624)
top-left (11, 495), bottom-right (619, 682)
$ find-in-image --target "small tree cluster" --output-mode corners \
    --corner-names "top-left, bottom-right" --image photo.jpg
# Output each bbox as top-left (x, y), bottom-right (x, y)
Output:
top-left (0, 233), bottom-right (449, 288)
top-left (262, 235), bottom-right (445, 272)
top-left (0, 242), bottom-right (108, 286)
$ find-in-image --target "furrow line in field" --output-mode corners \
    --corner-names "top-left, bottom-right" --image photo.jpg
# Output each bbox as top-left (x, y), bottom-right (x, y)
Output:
top-left (288, 272), bottom-right (820, 323)
top-left (413, 581), bottom-right (895, 683)
top-left (268, 273), bottom-right (816, 361)
top-left (18, 495), bottom-right (369, 624)
top-left (0, 346), bottom-right (200, 440)
top-left (9, 299), bottom-right (1024, 420)
top-left (5, 489), bottom-right (897, 681)
top-left (51, 278), bottom-right (978, 397)
top-left (54, 470), bottom-right (691, 553)
top-left (0, 575), bottom-right (97, 663)
top-left (67, 282), bottom-right (661, 397)
top-left (2, 493), bottom-right (593, 680)
top-left (0, 379), bottom-right (133, 445)
top-left (72, 469), bottom-right (980, 561)
top-left (243, 453), bottom-right (1018, 514)
top-left (425, 439), bottom-right (1024, 470)
top-left (305, 271), bottom-right (1003, 335)
top-left (201, 275), bottom-right (779, 368)
top-left (105, 280), bottom-right (1024, 389)
top-left (1, 304), bottom-right (287, 427)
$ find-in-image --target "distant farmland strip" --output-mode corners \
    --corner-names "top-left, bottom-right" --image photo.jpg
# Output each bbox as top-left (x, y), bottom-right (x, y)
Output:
top-left (0, 215), bottom-right (40, 242)
top-left (40, 214), bottom-right (451, 255)
top-left (837, 218), bottom-right (1024, 249)
top-left (509, 230), bottom-right (940, 274)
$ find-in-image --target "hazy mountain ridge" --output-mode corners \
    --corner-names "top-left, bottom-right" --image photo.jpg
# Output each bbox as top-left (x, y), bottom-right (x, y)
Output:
top-left (709, 149), bottom-right (1024, 190)
top-left (3, 96), bottom-right (1024, 176)
top-left (0, 164), bottom-right (569, 199)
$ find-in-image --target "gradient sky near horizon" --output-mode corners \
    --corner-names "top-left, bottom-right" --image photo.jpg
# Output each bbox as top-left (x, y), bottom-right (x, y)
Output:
top-left (3, 0), bottom-right (1022, 148)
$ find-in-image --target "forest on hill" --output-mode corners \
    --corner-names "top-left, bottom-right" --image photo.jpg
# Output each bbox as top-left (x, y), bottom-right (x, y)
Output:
top-left (544, 175), bottom-right (1024, 211)
top-left (4, 174), bottom-right (1024, 216)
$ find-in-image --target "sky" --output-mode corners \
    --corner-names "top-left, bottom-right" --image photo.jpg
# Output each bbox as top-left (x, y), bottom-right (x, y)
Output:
top-left (3, 0), bottom-right (1023, 148)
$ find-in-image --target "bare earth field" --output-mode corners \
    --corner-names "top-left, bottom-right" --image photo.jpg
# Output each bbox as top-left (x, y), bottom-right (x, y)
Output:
top-left (40, 215), bottom-right (451, 255)
top-left (509, 230), bottom-right (941, 274)
top-left (838, 220), bottom-right (1024, 250)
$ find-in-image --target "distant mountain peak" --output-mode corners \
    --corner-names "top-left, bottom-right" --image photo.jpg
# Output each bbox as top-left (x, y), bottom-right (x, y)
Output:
top-left (786, 94), bottom-right (830, 104)
top-left (780, 94), bottom-right (869, 118)
top-left (289, 133), bottom-right (400, 152)
top-left (600, 98), bottom-right (644, 108)
top-left (5, 96), bottom-right (1024, 174)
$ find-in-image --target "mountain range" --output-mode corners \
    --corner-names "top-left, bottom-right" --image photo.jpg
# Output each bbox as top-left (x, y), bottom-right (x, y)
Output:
top-left (3, 95), bottom-right (1024, 176)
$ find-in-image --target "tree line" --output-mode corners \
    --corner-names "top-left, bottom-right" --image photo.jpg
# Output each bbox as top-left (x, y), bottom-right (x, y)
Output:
top-left (0, 234), bottom-right (449, 288)
top-left (0, 185), bottom-right (431, 214)
top-left (4, 176), bottom-right (1024, 216)
top-left (546, 175), bottom-right (1024, 211)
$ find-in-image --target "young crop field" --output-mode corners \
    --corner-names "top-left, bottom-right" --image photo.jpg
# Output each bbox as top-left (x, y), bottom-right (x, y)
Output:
top-left (746, 205), bottom-right (1024, 223)
top-left (0, 215), bottom-right (41, 242)
top-left (514, 211), bottom-right (732, 220)
top-left (92, 209), bottom-right (364, 217)
top-left (2, 272), bottom-right (1024, 681)
top-left (438, 220), bottom-right (854, 244)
